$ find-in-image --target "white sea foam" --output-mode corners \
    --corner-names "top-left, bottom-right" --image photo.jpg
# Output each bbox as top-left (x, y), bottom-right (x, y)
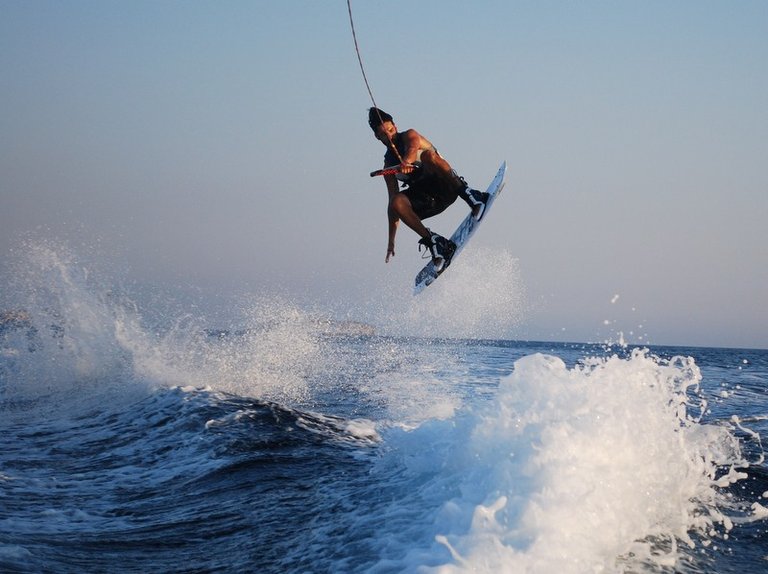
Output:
top-left (0, 239), bottom-right (471, 428)
top-left (0, 240), bottom-right (337, 409)
top-left (1, 240), bottom-right (148, 409)
top-left (377, 350), bottom-right (751, 573)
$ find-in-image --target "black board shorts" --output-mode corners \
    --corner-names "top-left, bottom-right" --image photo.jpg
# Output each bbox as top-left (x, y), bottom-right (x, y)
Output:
top-left (402, 177), bottom-right (459, 220)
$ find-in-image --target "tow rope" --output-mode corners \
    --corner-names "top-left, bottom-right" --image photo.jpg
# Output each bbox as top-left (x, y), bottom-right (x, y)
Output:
top-left (346, 0), bottom-right (404, 164)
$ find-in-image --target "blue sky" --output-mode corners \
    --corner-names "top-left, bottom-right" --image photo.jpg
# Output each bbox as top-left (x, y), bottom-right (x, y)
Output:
top-left (1, 1), bottom-right (766, 348)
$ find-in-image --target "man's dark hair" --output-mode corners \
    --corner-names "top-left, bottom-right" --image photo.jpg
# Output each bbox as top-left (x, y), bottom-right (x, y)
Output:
top-left (368, 107), bottom-right (393, 132)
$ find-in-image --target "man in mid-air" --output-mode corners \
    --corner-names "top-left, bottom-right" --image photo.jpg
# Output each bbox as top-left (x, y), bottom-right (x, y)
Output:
top-left (368, 107), bottom-right (488, 272)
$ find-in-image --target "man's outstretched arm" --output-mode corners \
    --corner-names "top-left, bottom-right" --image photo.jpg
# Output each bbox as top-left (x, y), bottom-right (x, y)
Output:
top-left (384, 174), bottom-right (400, 262)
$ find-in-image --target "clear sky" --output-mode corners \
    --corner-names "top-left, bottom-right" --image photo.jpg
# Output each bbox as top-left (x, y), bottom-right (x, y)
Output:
top-left (1, 1), bottom-right (766, 349)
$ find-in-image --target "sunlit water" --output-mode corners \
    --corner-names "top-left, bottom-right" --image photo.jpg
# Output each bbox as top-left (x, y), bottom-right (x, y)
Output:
top-left (1, 241), bottom-right (766, 573)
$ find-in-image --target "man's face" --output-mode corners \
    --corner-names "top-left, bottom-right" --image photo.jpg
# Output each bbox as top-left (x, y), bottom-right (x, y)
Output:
top-left (374, 121), bottom-right (397, 145)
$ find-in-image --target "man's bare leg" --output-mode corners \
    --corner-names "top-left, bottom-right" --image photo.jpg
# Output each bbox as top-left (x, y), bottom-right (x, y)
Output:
top-left (389, 193), bottom-right (430, 238)
top-left (388, 192), bottom-right (455, 272)
top-left (419, 150), bottom-right (465, 193)
top-left (420, 149), bottom-right (488, 220)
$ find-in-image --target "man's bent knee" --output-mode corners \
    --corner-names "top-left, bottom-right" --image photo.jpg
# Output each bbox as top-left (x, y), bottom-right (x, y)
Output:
top-left (420, 149), bottom-right (441, 167)
top-left (420, 150), bottom-right (452, 175)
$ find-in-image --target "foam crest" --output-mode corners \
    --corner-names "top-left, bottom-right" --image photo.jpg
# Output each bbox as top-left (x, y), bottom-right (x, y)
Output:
top-left (131, 297), bottom-right (325, 402)
top-left (1, 241), bottom-right (333, 409)
top-left (383, 351), bottom-right (753, 573)
top-left (1, 240), bottom-right (146, 405)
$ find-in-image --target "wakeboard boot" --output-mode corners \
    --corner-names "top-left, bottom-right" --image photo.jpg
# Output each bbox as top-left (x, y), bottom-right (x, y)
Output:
top-left (418, 230), bottom-right (457, 273)
top-left (458, 185), bottom-right (490, 221)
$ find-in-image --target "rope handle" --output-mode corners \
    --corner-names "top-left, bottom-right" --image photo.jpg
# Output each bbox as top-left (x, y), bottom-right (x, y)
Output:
top-left (370, 164), bottom-right (421, 177)
top-left (370, 165), bottom-right (401, 177)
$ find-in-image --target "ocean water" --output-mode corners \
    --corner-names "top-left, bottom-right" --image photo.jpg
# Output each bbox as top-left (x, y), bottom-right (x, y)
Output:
top-left (1, 243), bottom-right (767, 573)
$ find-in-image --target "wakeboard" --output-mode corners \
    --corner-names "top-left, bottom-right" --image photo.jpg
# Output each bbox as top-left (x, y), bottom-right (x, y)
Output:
top-left (413, 161), bottom-right (506, 294)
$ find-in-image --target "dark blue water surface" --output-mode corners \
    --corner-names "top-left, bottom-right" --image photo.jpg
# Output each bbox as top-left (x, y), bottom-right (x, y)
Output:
top-left (1, 328), bottom-right (766, 573)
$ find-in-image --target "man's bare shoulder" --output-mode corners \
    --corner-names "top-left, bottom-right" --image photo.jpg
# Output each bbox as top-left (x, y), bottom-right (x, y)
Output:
top-left (400, 128), bottom-right (431, 147)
